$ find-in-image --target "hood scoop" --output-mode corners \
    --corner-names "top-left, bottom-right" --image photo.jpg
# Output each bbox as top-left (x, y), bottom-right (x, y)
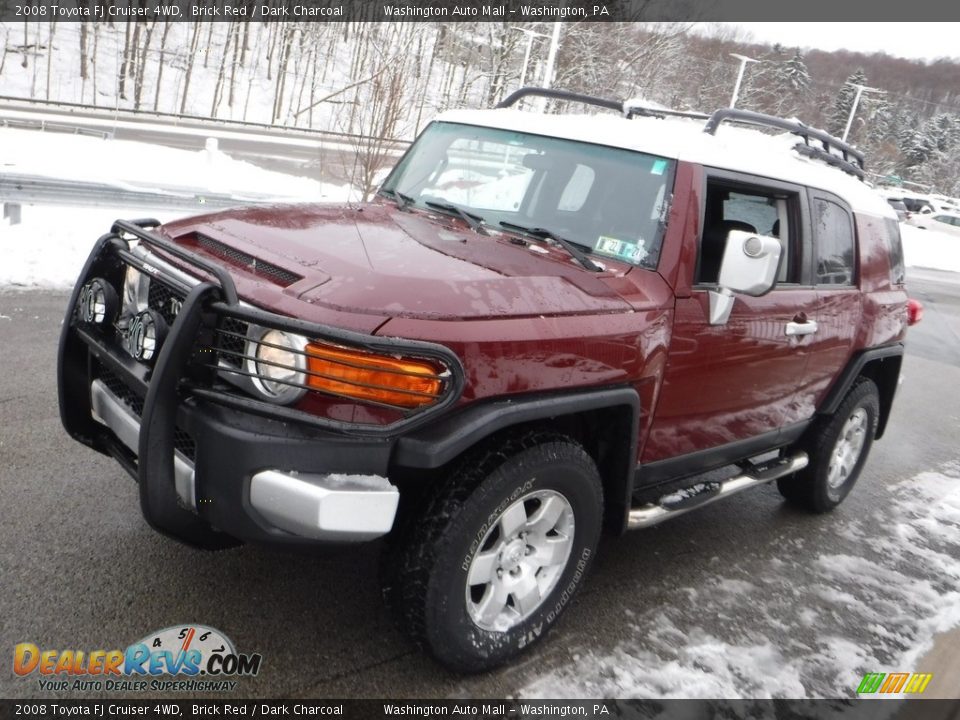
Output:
top-left (192, 233), bottom-right (303, 288)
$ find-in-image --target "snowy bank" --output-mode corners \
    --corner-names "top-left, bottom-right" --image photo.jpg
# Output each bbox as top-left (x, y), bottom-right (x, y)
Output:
top-left (0, 127), bottom-right (356, 289)
top-left (901, 224), bottom-right (960, 274)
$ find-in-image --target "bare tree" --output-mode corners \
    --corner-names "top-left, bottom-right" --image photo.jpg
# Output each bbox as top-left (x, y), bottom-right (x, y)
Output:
top-left (118, 17), bottom-right (134, 99)
top-left (179, 23), bottom-right (203, 114)
top-left (78, 15), bottom-right (89, 81)
top-left (45, 20), bottom-right (55, 100)
top-left (134, 21), bottom-right (155, 110)
top-left (153, 21), bottom-right (172, 112)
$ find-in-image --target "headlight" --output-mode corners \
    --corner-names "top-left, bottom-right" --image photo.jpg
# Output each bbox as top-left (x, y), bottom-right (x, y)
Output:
top-left (248, 329), bottom-right (307, 404)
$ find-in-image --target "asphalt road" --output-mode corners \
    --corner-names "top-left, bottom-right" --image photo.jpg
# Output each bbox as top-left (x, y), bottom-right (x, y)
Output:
top-left (1, 270), bottom-right (958, 701)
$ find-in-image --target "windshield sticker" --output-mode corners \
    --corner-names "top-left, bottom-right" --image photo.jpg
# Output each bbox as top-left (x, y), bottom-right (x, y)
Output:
top-left (596, 236), bottom-right (624, 255)
top-left (597, 236), bottom-right (645, 263)
top-left (650, 159), bottom-right (668, 176)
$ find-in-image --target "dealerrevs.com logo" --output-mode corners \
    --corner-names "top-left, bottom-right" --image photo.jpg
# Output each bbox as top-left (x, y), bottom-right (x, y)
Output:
top-left (13, 625), bottom-right (262, 693)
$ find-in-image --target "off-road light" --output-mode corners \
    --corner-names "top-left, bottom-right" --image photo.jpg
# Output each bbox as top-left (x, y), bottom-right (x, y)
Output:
top-left (77, 278), bottom-right (118, 325)
top-left (127, 309), bottom-right (168, 363)
top-left (249, 330), bottom-right (307, 404)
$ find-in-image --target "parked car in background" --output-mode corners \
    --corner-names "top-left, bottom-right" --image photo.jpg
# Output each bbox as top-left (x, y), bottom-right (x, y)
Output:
top-left (886, 199), bottom-right (910, 222)
top-left (908, 211), bottom-right (960, 235)
top-left (899, 195), bottom-right (936, 215)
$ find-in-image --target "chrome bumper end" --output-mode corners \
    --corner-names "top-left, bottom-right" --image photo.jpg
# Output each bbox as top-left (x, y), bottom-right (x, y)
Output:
top-left (90, 379), bottom-right (197, 511)
top-left (249, 470), bottom-right (399, 542)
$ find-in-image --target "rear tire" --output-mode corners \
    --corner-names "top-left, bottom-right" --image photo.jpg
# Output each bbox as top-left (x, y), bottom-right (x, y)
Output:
top-left (778, 378), bottom-right (880, 513)
top-left (382, 431), bottom-right (603, 673)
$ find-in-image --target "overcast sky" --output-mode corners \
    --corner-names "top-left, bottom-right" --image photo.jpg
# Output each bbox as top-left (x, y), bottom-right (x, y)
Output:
top-left (706, 23), bottom-right (960, 62)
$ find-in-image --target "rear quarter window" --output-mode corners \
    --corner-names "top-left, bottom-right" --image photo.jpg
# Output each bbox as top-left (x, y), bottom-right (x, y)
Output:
top-left (882, 217), bottom-right (906, 285)
top-left (813, 198), bottom-right (855, 285)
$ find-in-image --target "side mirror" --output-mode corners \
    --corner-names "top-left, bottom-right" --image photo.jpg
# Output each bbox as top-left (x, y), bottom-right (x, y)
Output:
top-left (708, 230), bottom-right (782, 325)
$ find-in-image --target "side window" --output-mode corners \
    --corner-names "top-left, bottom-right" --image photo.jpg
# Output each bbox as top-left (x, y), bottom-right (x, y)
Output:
top-left (698, 180), bottom-right (796, 285)
top-left (884, 218), bottom-right (906, 285)
top-left (813, 198), bottom-right (855, 285)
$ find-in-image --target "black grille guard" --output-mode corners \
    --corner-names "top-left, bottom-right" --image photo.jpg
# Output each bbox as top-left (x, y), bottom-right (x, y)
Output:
top-left (88, 219), bottom-right (467, 437)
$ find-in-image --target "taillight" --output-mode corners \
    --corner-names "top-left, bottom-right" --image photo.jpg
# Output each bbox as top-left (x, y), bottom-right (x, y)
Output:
top-left (305, 342), bottom-right (446, 409)
top-left (907, 298), bottom-right (923, 326)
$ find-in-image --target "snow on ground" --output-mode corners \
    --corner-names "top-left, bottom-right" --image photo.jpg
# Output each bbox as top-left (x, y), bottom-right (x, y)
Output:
top-left (0, 205), bottom-right (175, 289)
top-left (901, 223), bottom-right (960, 274)
top-left (0, 126), bottom-right (339, 200)
top-left (0, 127), bottom-right (356, 289)
top-left (522, 462), bottom-right (960, 699)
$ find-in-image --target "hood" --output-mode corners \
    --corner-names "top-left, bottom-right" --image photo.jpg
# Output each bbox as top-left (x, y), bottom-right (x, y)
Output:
top-left (159, 202), bottom-right (633, 321)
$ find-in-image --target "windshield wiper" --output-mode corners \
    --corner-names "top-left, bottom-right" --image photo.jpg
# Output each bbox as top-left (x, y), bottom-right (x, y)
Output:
top-left (423, 198), bottom-right (488, 235)
top-left (499, 221), bottom-right (602, 272)
top-left (379, 188), bottom-right (415, 211)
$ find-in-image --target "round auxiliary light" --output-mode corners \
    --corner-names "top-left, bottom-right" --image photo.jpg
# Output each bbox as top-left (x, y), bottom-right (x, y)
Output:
top-left (250, 329), bottom-right (307, 404)
top-left (77, 278), bottom-right (118, 325)
top-left (127, 309), bottom-right (168, 363)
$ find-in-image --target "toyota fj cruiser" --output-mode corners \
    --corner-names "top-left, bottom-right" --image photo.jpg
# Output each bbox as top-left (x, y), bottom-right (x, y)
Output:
top-left (58, 87), bottom-right (918, 672)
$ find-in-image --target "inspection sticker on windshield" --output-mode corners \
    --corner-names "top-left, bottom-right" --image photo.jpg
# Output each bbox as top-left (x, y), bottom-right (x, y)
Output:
top-left (597, 236), bottom-right (644, 262)
top-left (650, 159), bottom-right (668, 175)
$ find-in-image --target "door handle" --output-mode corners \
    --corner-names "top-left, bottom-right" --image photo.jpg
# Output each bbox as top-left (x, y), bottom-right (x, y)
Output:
top-left (785, 320), bottom-right (818, 336)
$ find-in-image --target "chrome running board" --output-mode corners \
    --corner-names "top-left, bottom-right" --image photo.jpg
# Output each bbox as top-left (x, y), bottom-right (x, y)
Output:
top-left (627, 452), bottom-right (809, 530)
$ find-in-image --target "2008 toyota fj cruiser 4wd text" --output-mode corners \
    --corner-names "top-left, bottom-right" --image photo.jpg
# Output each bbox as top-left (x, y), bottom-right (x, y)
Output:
top-left (59, 87), bottom-right (919, 672)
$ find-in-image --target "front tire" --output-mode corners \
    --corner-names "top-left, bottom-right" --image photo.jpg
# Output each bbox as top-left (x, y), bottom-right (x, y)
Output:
top-left (384, 432), bottom-right (603, 673)
top-left (778, 378), bottom-right (880, 513)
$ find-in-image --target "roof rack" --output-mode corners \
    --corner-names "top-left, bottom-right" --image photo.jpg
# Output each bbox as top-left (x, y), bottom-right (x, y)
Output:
top-left (622, 100), bottom-right (710, 121)
top-left (496, 87), bottom-right (709, 121)
top-left (703, 108), bottom-right (866, 180)
top-left (496, 87), bottom-right (623, 114)
top-left (494, 88), bottom-right (867, 181)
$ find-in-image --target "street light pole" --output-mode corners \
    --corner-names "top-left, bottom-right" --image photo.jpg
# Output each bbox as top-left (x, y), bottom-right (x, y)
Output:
top-left (542, 22), bottom-right (563, 90)
top-left (842, 83), bottom-right (885, 142)
top-left (510, 27), bottom-right (550, 89)
top-left (729, 53), bottom-right (759, 109)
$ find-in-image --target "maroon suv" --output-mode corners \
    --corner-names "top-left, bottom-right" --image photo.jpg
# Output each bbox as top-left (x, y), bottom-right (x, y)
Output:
top-left (58, 89), bottom-right (915, 672)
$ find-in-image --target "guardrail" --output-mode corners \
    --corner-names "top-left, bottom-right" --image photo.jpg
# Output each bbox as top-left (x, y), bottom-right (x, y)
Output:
top-left (0, 94), bottom-right (412, 148)
top-left (1, 116), bottom-right (112, 139)
top-left (0, 173), bottom-right (295, 212)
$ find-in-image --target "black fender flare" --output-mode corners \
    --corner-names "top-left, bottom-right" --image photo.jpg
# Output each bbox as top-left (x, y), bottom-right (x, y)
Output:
top-left (818, 343), bottom-right (904, 440)
top-left (393, 386), bottom-right (641, 533)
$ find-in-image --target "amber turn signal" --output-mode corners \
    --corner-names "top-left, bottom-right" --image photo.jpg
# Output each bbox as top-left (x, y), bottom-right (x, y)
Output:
top-left (305, 342), bottom-right (444, 408)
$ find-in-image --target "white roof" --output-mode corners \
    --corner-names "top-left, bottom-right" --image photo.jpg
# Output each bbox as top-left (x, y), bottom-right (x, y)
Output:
top-left (437, 108), bottom-right (896, 219)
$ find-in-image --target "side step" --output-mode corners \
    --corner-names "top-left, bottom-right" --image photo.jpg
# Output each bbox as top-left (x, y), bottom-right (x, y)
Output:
top-left (627, 452), bottom-right (809, 530)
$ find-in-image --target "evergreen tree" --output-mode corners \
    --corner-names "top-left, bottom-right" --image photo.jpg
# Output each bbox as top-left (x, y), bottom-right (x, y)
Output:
top-left (828, 68), bottom-right (867, 137)
top-left (780, 51), bottom-right (811, 95)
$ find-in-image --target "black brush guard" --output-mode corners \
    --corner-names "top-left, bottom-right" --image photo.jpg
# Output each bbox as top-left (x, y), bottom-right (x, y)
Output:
top-left (57, 219), bottom-right (465, 549)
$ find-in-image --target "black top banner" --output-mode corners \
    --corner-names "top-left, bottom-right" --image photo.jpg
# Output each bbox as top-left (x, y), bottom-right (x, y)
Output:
top-left (1, 0), bottom-right (958, 22)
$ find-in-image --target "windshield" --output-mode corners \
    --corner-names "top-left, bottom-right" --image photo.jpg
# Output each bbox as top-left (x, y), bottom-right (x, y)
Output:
top-left (380, 121), bottom-right (676, 270)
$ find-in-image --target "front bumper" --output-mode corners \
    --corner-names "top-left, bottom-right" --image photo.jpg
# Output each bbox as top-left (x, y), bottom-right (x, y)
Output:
top-left (90, 377), bottom-right (398, 543)
top-left (57, 221), bottom-right (461, 549)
